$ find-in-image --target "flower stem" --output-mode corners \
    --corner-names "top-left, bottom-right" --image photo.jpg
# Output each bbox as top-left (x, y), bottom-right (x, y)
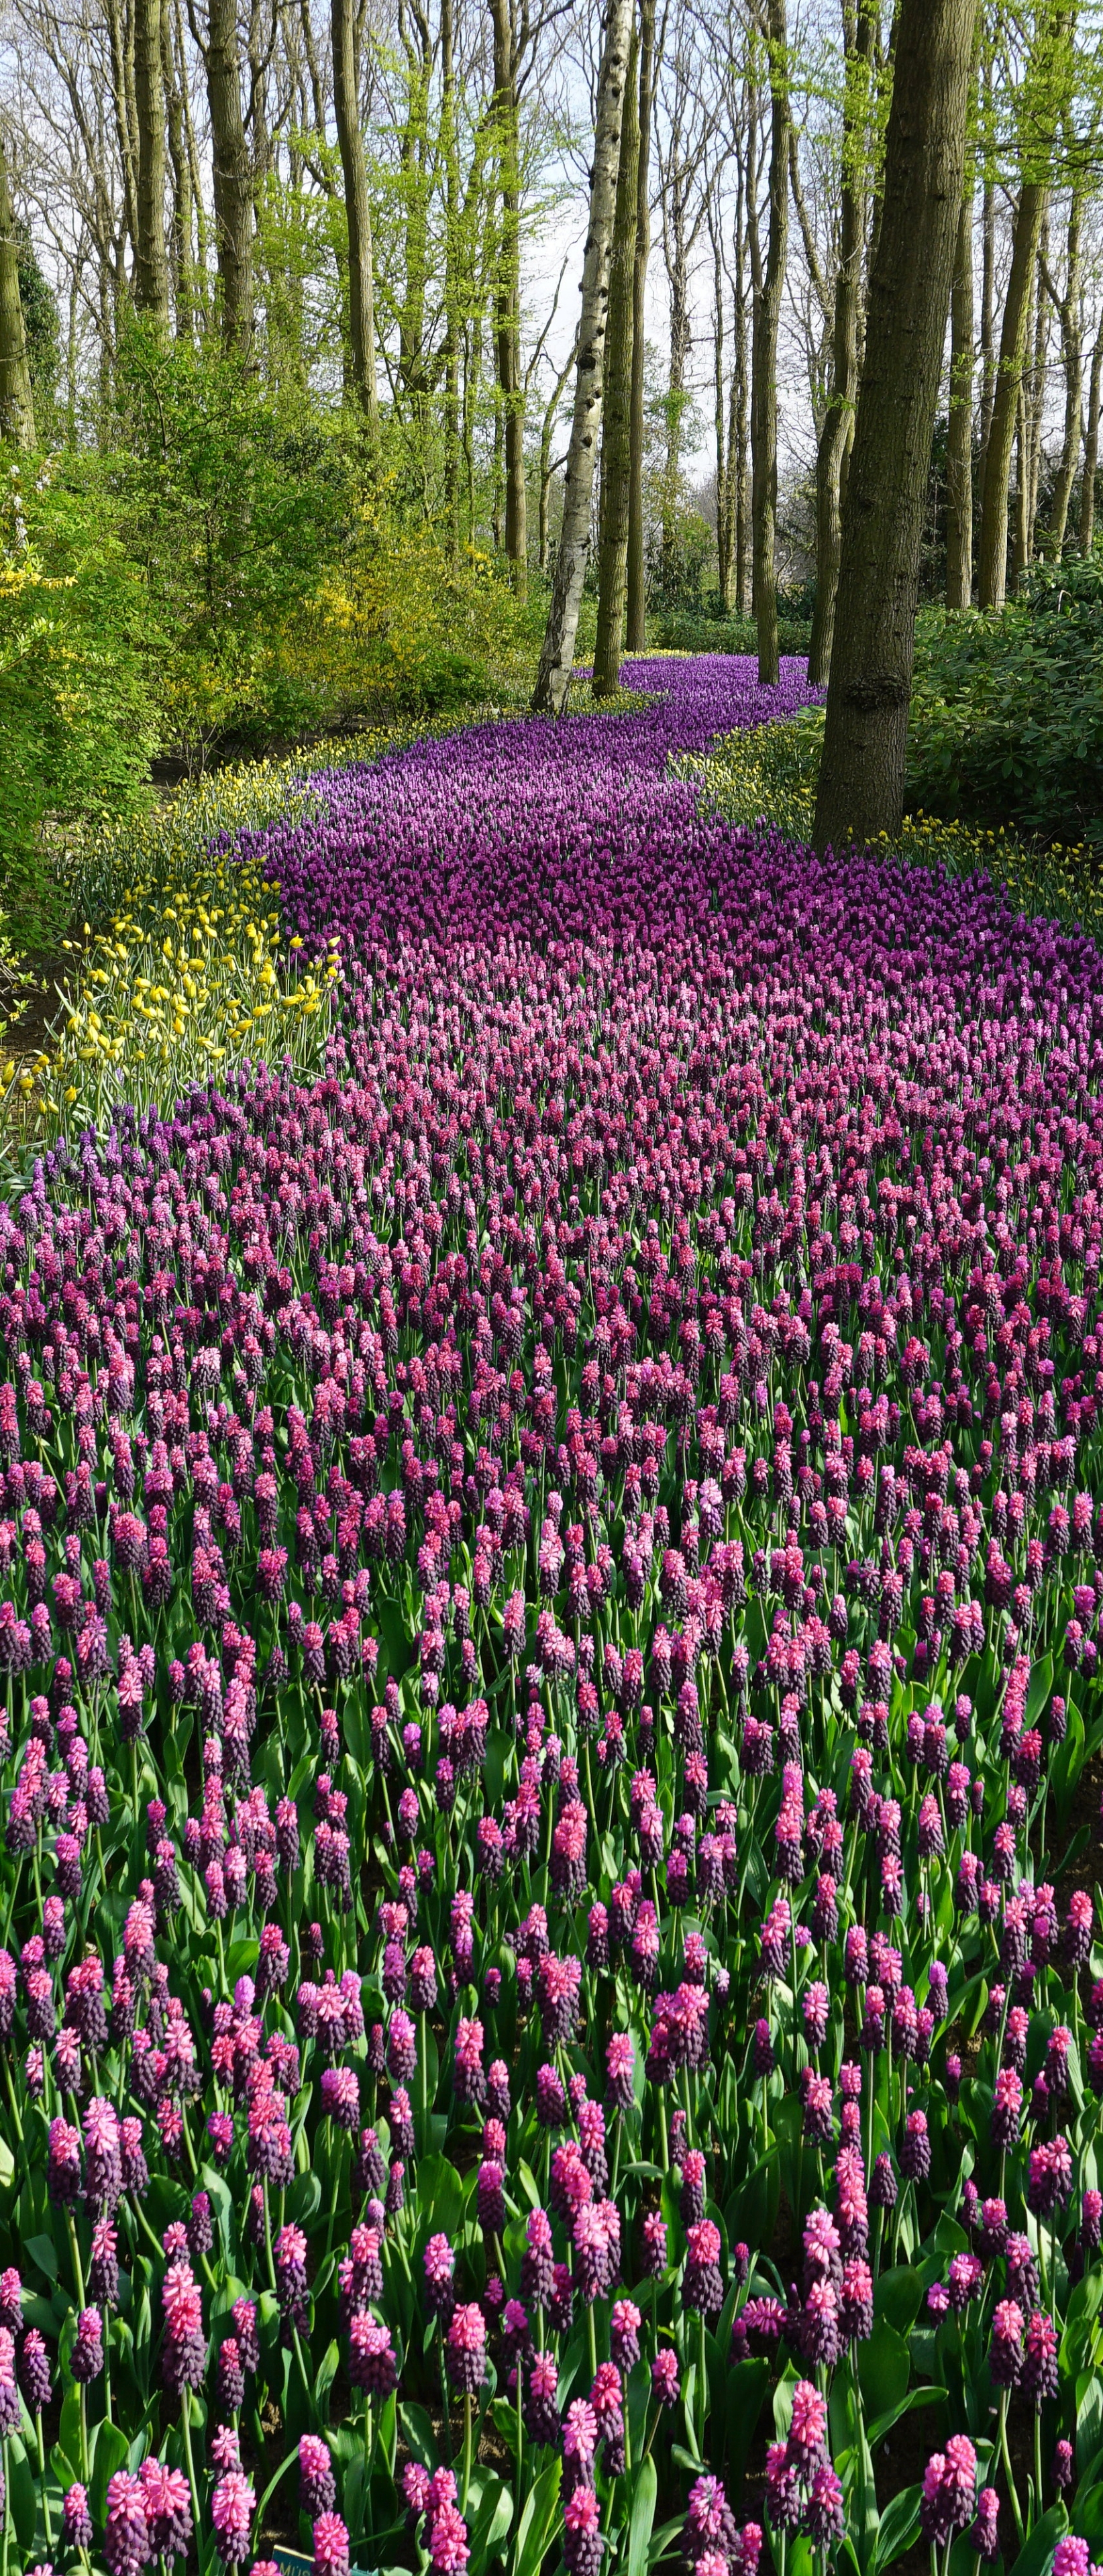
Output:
top-left (999, 2390), bottom-right (1025, 2549)
top-left (462, 2391), bottom-right (473, 2518)
top-left (180, 2385), bottom-right (204, 2576)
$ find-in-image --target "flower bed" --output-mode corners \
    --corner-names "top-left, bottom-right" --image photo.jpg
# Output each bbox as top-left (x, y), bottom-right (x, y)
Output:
top-left (0, 656), bottom-right (1100, 2576)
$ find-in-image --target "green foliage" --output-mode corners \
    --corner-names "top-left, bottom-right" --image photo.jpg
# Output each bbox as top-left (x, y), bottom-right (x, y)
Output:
top-left (0, 460), bottom-right (158, 946)
top-left (15, 223), bottom-right (60, 421)
top-left (653, 608), bottom-right (814, 657)
top-left (108, 317), bottom-right (363, 755)
top-left (643, 503), bottom-right (715, 612)
top-left (907, 557), bottom-right (1103, 843)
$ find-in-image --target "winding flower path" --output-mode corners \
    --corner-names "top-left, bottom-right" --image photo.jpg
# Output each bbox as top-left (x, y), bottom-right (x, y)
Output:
top-left (3, 657), bottom-right (1103, 2576)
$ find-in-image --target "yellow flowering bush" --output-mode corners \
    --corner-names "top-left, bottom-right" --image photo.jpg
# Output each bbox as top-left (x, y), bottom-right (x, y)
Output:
top-left (286, 506), bottom-right (547, 715)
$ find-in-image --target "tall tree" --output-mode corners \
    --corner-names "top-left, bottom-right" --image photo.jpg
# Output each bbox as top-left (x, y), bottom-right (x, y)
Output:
top-left (1012, 203), bottom-right (1049, 577)
top-left (331, 0), bottom-right (378, 429)
top-left (133, 0), bottom-right (170, 323)
top-left (162, 0), bottom-right (197, 337)
top-left (593, 9), bottom-right (639, 694)
top-left (732, 90), bottom-right (753, 613)
top-left (0, 133), bottom-right (36, 449)
top-left (626, 0), bottom-right (656, 649)
top-left (945, 189), bottom-right (975, 604)
top-left (977, 2), bottom-right (1071, 609)
top-left (1044, 157), bottom-right (1086, 555)
top-left (807, 0), bottom-right (876, 685)
top-left (708, 192), bottom-right (731, 609)
top-left (655, 7), bottom-right (714, 601)
top-left (532, 0), bottom-right (633, 713)
top-left (945, 9), bottom-right (981, 607)
top-left (489, 0), bottom-right (526, 590)
top-left (813, 0), bottom-right (978, 853)
top-left (441, 0), bottom-right (461, 555)
top-left (749, 0), bottom-right (790, 687)
top-left (188, 0), bottom-right (255, 343)
top-left (1081, 309), bottom-right (1103, 554)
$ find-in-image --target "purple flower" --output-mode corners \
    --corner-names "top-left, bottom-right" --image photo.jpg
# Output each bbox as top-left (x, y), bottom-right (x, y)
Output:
top-left (920, 2438), bottom-right (978, 2547)
top-left (348, 2316), bottom-right (398, 2396)
top-left (299, 2435), bottom-right (336, 2517)
top-left (211, 2469), bottom-right (255, 2565)
top-left (445, 2302), bottom-right (486, 2395)
top-left (313, 2512), bottom-right (352, 2576)
top-left (104, 2471), bottom-right (149, 2576)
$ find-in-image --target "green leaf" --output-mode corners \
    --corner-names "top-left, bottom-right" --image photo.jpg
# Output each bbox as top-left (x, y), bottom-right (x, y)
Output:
top-left (226, 1935), bottom-right (260, 1979)
top-left (874, 2266), bottom-right (927, 2334)
top-left (1080, 2375), bottom-right (1103, 2478)
top-left (24, 2233), bottom-right (59, 2283)
top-left (726, 2358), bottom-right (771, 2493)
top-left (857, 2318), bottom-right (910, 2420)
top-left (1025, 1654), bottom-right (1054, 1727)
top-left (1005, 2504), bottom-right (1065, 2576)
top-left (874, 2483), bottom-right (922, 2571)
top-left (285, 2168), bottom-right (321, 2226)
top-left (1062, 2267), bottom-right (1103, 2380)
top-left (6, 2439), bottom-right (37, 2552)
top-left (511, 2457), bottom-right (562, 2576)
top-left (91, 2417), bottom-right (132, 2526)
top-left (628, 2454), bottom-right (658, 2576)
top-left (469, 2471), bottom-right (513, 2565)
top-left (867, 2385), bottom-right (944, 2450)
top-left (316, 2339), bottom-right (340, 2408)
top-left (417, 2151), bottom-right (465, 2247)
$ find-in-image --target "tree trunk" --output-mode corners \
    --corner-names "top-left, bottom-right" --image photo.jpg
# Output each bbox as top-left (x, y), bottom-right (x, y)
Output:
top-left (134, 0), bottom-right (170, 323)
top-left (626, 0), bottom-right (655, 649)
top-left (808, 0), bottom-right (874, 684)
top-left (204, 0), bottom-right (254, 345)
top-left (1022, 211), bottom-right (1049, 568)
top-left (594, 13), bottom-right (639, 694)
top-left (0, 135), bottom-right (35, 450)
top-left (945, 181), bottom-right (975, 606)
top-left (978, 178), bottom-right (1047, 606)
top-left (397, 5), bottom-right (431, 433)
top-left (490, 0), bottom-right (527, 591)
top-left (441, 0), bottom-right (460, 558)
top-left (751, 0), bottom-right (790, 688)
top-left (660, 197), bottom-right (690, 600)
top-left (1012, 384), bottom-right (1029, 584)
top-left (532, 0), bottom-right (634, 714)
top-left (105, 0), bottom-right (140, 263)
top-left (813, 0), bottom-right (977, 855)
top-left (163, 0), bottom-right (195, 337)
top-left (539, 327), bottom-right (578, 576)
top-left (710, 209), bottom-right (731, 612)
top-left (1080, 313), bottom-right (1103, 555)
top-left (180, 0), bottom-right (210, 326)
top-left (1049, 186), bottom-right (1082, 556)
top-left (331, 0), bottom-right (378, 431)
top-left (978, 40), bottom-right (995, 469)
top-left (734, 137), bottom-right (751, 613)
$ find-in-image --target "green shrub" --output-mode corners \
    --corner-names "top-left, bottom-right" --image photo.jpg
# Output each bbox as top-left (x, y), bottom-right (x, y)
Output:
top-left (907, 558), bottom-right (1103, 843)
top-left (0, 462), bottom-right (158, 946)
top-left (652, 608), bottom-right (813, 657)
